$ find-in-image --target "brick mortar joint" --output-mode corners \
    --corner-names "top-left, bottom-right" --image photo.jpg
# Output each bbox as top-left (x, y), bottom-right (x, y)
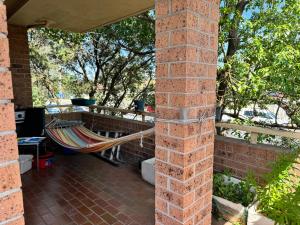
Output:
top-left (156, 44), bottom-right (219, 51)
top-left (0, 160), bottom-right (18, 168)
top-left (0, 188), bottom-right (21, 199)
top-left (156, 209), bottom-right (184, 224)
top-left (215, 155), bottom-right (272, 170)
top-left (156, 28), bottom-right (218, 37)
top-left (0, 214), bottom-right (23, 225)
top-left (156, 144), bottom-right (212, 156)
top-left (156, 8), bottom-right (217, 21)
top-left (156, 60), bottom-right (218, 66)
top-left (155, 77), bottom-right (217, 81)
top-left (157, 27), bottom-right (214, 37)
top-left (0, 100), bottom-right (11, 104)
top-left (214, 165), bottom-right (251, 176)
top-left (0, 130), bottom-right (16, 136)
top-left (0, 67), bottom-right (9, 73)
top-left (167, 200), bottom-right (210, 223)
top-left (156, 75), bottom-right (216, 80)
top-left (156, 129), bottom-right (214, 141)
top-left (156, 116), bottom-right (215, 125)
top-left (156, 163), bottom-right (213, 183)
top-left (215, 136), bottom-right (286, 153)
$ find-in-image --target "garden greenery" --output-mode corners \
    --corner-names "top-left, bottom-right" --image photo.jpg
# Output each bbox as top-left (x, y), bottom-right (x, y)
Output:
top-left (29, 12), bottom-right (155, 108)
top-left (257, 150), bottom-right (300, 224)
top-left (213, 171), bottom-right (256, 207)
top-left (218, 0), bottom-right (300, 128)
top-left (213, 150), bottom-right (300, 225)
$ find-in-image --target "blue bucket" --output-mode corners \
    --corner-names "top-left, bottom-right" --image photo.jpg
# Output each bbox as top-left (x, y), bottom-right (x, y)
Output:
top-left (71, 98), bottom-right (96, 106)
top-left (134, 100), bottom-right (145, 112)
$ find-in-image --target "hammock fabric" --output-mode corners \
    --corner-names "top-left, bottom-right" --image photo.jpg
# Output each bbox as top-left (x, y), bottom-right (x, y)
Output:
top-left (45, 120), bottom-right (154, 153)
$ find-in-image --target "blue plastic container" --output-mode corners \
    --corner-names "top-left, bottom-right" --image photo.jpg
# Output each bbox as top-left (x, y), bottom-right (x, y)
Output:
top-left (134, 100), bottom-right (145, 112)
top-left (71, 98), bottom-right (96, 106)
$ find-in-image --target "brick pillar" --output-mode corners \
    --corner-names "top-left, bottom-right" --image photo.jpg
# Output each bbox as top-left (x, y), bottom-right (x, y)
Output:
top-left (0, 2), bottom-right (25, 225)
top-left (155, 0), bottom-right (220, 224)
top-left (8, 25), bottom-right (32, 108)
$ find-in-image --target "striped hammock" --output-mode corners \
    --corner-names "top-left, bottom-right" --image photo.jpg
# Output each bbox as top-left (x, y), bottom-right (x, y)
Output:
top-left (45, 120), bottom-right (154, 153)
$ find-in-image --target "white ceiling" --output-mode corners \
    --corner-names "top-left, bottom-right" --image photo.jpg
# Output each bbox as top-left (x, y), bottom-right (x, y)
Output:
top-left (6, 0), bottom-right (154, 32)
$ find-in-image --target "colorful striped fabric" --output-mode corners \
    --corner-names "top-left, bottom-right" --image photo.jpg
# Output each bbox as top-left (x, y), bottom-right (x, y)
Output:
top-left (46, 125), bottom-right (154, 153)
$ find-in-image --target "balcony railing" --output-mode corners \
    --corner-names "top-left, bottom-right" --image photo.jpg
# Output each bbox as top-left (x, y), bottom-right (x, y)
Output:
top-left (46, 104), bottom-right (155, 122)
top-left (216, 122), bottom-right (300, 144)
top-left (46, 105), bottom-right (300, 145)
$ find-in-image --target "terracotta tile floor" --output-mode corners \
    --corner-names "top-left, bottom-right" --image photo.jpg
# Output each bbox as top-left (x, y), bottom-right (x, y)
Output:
top-left (22, 153), bottom-right (228, 225)
top-left (22, 153), bottom-right (155, 225)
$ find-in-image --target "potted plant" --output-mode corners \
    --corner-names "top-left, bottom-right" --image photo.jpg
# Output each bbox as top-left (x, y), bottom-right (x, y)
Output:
top-left (212, 172), bottom-right (256, 225)
top-left (213, 150), bottom-right (300, 225)
top-left (133, 99), bottom-right (145, 112)
top-left (71, 98), bottom-right (96, 106)
top-left (247, 202), bottom-right (275, 225)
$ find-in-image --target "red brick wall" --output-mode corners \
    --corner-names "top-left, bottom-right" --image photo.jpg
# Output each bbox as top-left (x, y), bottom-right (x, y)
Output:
top-left (45, 112), bottom-right (83, 124)
top-left (0, 2), bottom-right (25, 225)
top-left (214, 136), bottom-right (282, 181)
top-left (155, 0), bottom-right (220, 224)
top-left (46, 112), bottom-right (285, 182)
top-left (8, 25), bottom-right (32, 108)
top-left (81, 112), bottom-right (155, 165)
top-left (45, 112), bottom-right (155, 165)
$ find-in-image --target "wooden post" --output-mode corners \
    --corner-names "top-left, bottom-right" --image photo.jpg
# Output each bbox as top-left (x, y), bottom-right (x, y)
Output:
top-left (250, 132), bottom-right (258, 144)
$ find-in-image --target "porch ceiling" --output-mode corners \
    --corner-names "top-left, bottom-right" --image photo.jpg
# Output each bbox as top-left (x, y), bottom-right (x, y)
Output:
top-left (5, 0), bottom-right (154, 33)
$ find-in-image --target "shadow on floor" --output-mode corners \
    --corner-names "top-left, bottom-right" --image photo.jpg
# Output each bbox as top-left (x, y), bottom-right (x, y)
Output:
top-left (22, 152), bottom-right (233, 225)
top-left (22, 153), bottom-right (155, 225)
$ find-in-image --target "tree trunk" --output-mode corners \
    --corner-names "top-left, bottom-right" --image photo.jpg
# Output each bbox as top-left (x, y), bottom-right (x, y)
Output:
top-left (216, 0), bottom-right (250, 121)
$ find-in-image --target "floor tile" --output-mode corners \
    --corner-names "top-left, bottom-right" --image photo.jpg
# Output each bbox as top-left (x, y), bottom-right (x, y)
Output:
top-left (22, 153), bottom-right (155, 225)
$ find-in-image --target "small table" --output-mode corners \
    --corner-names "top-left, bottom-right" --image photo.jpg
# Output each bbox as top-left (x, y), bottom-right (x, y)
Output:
top-left (18, 137), bottom-right (46, 171)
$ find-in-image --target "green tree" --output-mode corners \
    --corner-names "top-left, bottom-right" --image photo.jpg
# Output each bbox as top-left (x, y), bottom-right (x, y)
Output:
top-left (218, 0), bottom-right (300, 128)
top-left (30, 1), bottom-right (300, 128)
top-left (29, 12), bottom-right (155, 108)
top-left (29, 35), bottom-right (61, 105)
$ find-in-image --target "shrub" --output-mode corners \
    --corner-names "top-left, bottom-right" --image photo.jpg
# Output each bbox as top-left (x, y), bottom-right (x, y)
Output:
top-left (257, 150), bottom-right (300, 224)
top-left (213, 171), bottom-right (256, 207)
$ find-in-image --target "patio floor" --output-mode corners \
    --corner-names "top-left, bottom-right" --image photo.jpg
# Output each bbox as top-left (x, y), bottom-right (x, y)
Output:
top-left (21, 152), bottom-right (229, 225)
top-left (22, 153), bottom-right (155, 225)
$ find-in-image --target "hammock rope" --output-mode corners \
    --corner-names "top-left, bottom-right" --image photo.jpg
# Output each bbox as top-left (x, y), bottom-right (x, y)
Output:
top-left (45, 119), bottom-right (154, 153)
top-left (140, 132), bottom-right (144, 148)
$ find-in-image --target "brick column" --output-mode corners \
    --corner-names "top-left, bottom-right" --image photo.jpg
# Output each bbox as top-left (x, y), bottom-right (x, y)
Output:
top-left (0, 2), bottom-right (25, 225)
top-left (155, 0), bottom-right (220, 224)
top-left (8, 25), bottom-right (33, 108)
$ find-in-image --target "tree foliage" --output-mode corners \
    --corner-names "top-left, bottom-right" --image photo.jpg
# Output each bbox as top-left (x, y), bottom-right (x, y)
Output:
top-left (218, 0), bottom-right (300, 127)
top-left (257, 150), bottom-right (300, 224)
top-left (30, 1), bottom-right (300, 127)
top-left (29, 12), bottom-right (155, 108)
